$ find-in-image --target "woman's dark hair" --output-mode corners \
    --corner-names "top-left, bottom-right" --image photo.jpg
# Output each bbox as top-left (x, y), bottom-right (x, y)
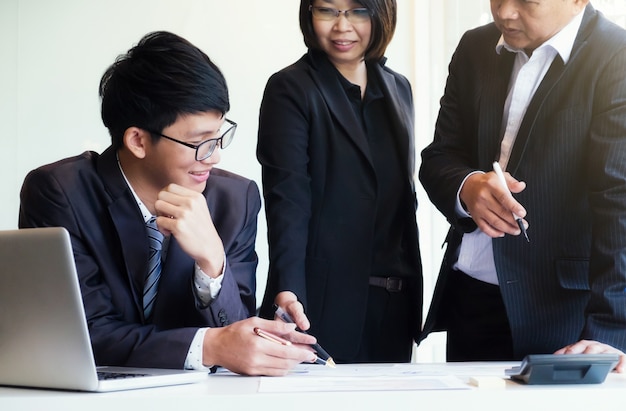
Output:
top-left (99, 31), bottom-right (229, 149)
top-left (299, 0), bottom-right (397, 61)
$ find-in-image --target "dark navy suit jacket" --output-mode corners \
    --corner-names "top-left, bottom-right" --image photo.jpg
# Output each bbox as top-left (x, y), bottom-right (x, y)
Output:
top-left (19, 146), bottom-right (260, 368)
top-left (419, 5), bottom-right (626, 356)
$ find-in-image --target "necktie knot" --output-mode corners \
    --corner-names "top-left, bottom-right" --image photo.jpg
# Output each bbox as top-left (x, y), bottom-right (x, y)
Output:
top-left (146, 216), bottom-right (164, 251)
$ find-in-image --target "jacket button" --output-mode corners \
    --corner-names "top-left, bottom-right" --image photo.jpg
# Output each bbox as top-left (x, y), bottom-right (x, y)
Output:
top-left (218, 310), bottom-right (229, 325)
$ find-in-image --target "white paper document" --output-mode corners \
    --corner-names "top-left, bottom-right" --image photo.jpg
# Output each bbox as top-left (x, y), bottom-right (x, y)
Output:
top-left (256, 364), bottom-right (471, 393)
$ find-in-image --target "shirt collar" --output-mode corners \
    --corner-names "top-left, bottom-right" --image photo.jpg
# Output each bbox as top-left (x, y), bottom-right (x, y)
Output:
top-left (495, 10), bottom-right (584, 64)
top-left (116, 153), bottom-right (152, 222)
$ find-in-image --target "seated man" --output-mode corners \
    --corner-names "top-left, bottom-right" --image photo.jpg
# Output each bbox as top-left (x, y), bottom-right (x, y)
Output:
top-left (19, 31), bottom-right (316, 376)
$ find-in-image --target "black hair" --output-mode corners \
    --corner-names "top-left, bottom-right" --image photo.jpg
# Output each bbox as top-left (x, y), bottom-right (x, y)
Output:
top-left (299, 0), bottom-right (397, 61)
top-left (99, 31), bottom-right (229, 149)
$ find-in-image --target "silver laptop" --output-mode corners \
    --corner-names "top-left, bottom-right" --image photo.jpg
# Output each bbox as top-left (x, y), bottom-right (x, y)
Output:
top-left (0, 227), bottom-right (209, 392)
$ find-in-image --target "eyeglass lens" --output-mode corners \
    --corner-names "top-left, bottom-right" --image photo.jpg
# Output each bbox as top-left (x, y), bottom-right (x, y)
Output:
top-left (196, 123), bottom-right (236, 160)
top-left (310, 6), bottom-right (371, 23)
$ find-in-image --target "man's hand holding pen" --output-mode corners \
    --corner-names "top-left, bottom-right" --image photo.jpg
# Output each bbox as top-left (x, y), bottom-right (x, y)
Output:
top-left (202, 317), bottom-right (318, 376)
top-left (459, 166), bottom-right (529, 241)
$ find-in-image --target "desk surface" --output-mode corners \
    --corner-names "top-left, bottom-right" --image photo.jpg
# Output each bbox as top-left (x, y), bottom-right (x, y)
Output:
top-left (2, 362), bottom-right (625, 411)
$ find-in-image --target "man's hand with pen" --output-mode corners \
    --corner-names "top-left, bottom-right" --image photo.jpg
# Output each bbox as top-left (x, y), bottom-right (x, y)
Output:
top-left (459, 163), bottom-right (529, 241)
top-left (201, 316), bottom-right (319, 376)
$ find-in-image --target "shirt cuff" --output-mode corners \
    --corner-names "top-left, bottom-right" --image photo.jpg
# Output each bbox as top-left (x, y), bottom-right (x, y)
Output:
top-left (455, 170), bottom-right (485, 217)
top-left (193, 255), bottom-right (225, 306)
top-left (184, 328), bottom-right (213, 370)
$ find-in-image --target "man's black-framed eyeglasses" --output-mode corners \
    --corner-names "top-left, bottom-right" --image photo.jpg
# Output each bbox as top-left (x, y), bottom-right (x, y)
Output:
top-left (146, 118), bottom-right (237, 161)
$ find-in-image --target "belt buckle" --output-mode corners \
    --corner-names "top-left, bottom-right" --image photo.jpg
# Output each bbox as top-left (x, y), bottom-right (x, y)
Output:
top-left (385, 277), bottom-right (403, 293)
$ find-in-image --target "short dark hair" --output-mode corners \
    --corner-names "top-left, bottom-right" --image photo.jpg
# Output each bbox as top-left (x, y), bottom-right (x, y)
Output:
top-left (299, 0), bottom-right (397, 61)
top-left (99, 31), bottom-right (230, 149)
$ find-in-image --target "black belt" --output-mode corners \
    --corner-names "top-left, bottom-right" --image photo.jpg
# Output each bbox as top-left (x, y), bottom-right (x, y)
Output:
top-left (368, 276), bottom-right (404, 292)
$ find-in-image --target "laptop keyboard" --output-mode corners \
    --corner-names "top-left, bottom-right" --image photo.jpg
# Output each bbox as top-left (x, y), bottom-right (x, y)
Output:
top-left (97, 371), bottom-right (149, 380)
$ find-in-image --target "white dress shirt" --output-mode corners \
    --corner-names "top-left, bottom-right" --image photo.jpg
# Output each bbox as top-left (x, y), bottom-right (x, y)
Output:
top-left (454, 11), bottom-right (585, 285)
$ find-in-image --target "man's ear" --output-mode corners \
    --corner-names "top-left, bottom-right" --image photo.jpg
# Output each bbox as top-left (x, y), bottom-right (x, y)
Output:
top-left (123, 127), bottom-right (150, 159)
top-left (573, 0), bottom-right (590, 12)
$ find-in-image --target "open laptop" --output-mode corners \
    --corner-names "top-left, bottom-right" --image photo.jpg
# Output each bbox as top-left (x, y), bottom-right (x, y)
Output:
top-left (0, 227), bottom-right (209, 392)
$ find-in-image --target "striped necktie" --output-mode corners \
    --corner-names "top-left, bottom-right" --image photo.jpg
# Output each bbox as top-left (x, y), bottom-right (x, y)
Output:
top-left (143, 216), bottom-right (164, 320)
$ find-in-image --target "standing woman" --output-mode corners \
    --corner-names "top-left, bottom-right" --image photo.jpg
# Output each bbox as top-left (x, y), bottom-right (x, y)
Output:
top-left (257, 0), bottom-right (423, 363)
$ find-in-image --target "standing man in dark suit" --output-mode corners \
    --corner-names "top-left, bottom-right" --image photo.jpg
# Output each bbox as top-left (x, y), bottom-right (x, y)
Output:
top-left (19, 31), bottom-right (317, 376)
top-left (257, 0), bottom-right (423, 363)
top-left (419, 0), bottom-right (626, 371)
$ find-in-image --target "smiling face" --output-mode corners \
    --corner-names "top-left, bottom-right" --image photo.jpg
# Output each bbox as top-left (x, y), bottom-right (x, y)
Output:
top-left (311, 0), bottom-right (372, 69)
top-left (490, 0), bottom-right (588, 54)
top-left (141, 110), bottom-right (225, 194)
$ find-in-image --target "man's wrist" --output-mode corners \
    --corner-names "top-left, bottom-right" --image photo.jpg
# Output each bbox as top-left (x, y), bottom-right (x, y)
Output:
top-left (456, 170), bottom-right (484, 217)
top-left (184, 328), bottom-right (213, 370)
top-left (196, 253), bottom-right (225, 278)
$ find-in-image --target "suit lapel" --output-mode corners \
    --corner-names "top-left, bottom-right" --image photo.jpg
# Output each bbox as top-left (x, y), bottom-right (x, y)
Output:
top-left (375, 63), bottom-right (415, 181)
top-left (506, 56), bottom-right (566, 174)
top-left (108, 198), bottom-right (147, 312)
top-left (308, 52), bottom-right (374, 168)
top-left (507, 5), bottom-right (594, 174)
top-left (97, 148), bottom-right (148, 315)
top-left (478, 48), bottom-right (514, 169)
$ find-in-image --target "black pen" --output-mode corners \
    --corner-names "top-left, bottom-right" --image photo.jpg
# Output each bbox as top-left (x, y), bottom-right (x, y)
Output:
top-left (493, 161), bottom-right (530, 242)
top-left (254, 327), bottom-right (330, 367)
top-left (274, 305), bottom-right (336, 368)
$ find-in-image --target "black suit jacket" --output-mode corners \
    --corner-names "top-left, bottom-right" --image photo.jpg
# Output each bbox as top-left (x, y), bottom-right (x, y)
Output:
top-left (419, 5), bottom-right (626, 356)
top-left (257, 50), bottom-right (423, 359)
top-left (19, 146), bottom-right (260, 369)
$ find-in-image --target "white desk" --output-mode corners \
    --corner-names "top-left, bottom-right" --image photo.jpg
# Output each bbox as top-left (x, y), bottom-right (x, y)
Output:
top-left (1, 362), bottom-right (625, 411)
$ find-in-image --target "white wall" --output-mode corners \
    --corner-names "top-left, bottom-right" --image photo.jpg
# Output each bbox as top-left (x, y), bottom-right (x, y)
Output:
top-left (0, 0), bottom-right (305, 300)
top-left (2, 0), bottom-right (624, 362)
top-left (0, 0), bottom-right (428, 306)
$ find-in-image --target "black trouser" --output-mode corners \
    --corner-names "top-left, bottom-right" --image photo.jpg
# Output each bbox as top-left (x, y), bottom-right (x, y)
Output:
top-left (446, 270), bottom-right (515, 361)
top-left (341, 282), bottom-right (414, 364)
